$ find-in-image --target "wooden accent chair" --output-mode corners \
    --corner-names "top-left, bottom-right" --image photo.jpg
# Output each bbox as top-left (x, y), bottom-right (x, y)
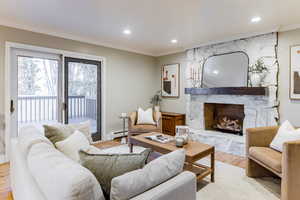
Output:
top-left (246, 126), bottom-right (300, 200)
top-left (127, 111), bottom-right (162, 144)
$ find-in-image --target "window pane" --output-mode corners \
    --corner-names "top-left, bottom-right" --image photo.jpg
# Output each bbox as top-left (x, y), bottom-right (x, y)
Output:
top-left (18, 56), bottom-right (59, 129)
top-left (68, 62), bottom-right (97, 133)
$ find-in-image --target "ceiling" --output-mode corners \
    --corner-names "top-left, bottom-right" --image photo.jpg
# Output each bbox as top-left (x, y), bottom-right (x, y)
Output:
top-left (0, 0), bottom-right (300, 56)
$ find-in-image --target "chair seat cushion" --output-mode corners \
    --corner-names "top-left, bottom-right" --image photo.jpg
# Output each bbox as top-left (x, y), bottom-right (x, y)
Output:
top-left (249, 147), bottom-right (282, 173)
top-left (131, 125), bottom-right (159, 133)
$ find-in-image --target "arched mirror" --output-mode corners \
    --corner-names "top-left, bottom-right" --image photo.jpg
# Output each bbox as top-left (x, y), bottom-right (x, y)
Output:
top-left (202, 52), bottom-right (249, 88)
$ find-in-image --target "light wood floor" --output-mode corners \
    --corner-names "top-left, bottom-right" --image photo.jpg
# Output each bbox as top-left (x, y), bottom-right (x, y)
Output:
top-left (0, 140), bottom-right (246, 200)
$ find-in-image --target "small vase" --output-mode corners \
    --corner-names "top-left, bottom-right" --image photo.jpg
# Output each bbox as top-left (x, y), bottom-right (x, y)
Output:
top-left (250, 72), bottom-right (262, 87)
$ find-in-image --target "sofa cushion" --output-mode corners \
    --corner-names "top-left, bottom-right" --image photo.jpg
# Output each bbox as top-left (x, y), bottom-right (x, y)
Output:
top-left (27, 142), bottom-right (105, 200)
top-left (249, 147), bottom-right (282, 173)
top-left (18, 125), bottom-right (54, 156)
top-left (110, 149), bottom-right (186, 200)
top-left (79, 148), bottom-right (152, 199)
top-left (44, 121), bottom-right (92, 144)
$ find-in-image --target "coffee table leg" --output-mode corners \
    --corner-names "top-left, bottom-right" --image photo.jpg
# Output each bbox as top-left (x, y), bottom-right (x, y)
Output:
top-left (211, 150), bottom-right (215, 182)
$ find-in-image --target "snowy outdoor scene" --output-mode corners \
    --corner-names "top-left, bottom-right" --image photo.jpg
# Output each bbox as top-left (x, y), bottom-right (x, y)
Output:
top-left (17, 56), bottom-right (98, 133)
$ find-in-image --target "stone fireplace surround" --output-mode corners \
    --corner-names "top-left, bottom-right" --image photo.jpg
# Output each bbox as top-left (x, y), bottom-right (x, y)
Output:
top-left (187, 94), bottom-right (276, 134)
top-left (185, 33), bottom-right (279, 156)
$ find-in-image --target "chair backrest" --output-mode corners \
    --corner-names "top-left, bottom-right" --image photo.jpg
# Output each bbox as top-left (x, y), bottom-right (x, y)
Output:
top-left (129, 110), bottom-right (161, 125)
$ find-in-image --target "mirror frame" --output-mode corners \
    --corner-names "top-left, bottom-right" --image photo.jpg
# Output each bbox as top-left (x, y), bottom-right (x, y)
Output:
top-left (201, 51), bottom-right (250, 88)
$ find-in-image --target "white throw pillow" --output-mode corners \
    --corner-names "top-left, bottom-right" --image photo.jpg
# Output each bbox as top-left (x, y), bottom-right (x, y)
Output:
top-left (110, 149), bottom-right (185, 200)
top-left (270, 120), bottom-right (300, 152)
top-left (55, 130), bottom-right (91, 162)
top-left (44, 121), bottom-right (93, 145)
top-left (136, 107), bottom-right (155, 125)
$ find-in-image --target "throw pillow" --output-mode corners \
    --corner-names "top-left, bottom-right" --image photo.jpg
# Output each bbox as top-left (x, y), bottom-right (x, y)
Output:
top-left (79, 148), bottom-right (152, 199)
top-left (270, 120), bottom-right (300, 152)
top-left (136, 107), bottom-right (155, 125)
top-left (44, 121), bottom-right (92, 145)
top-left (55, 130), bottom-right (91, 162)
top-left (110, 149), bottom-right (185, 200)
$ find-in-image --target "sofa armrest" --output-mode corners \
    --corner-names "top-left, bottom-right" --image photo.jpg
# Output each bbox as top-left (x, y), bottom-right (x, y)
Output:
top-left (130, 171), bottom-right (196, 200)
top-left (282, 140), bottom-right (300, 200)
top-left (246, 126), bottom-right (278, 155)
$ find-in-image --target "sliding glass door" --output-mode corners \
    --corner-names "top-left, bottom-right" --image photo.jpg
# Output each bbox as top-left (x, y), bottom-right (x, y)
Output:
top-left (64, 57), bottom-right (102, 141)
top-left (10, 50), bottom-right (102, 141)
top-left (10, 49), bottom-right (62, 137)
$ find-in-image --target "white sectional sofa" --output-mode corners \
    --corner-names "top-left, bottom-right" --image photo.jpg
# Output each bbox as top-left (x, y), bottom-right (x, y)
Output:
top-left (10, 126), bottom-right (197, 200)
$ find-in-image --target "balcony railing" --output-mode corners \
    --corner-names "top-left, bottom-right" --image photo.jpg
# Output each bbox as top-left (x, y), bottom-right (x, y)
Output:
top-left (17, 95), bottom-right (97, 123)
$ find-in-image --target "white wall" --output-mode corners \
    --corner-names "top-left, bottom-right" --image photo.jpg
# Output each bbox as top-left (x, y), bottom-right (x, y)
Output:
top-left (278, 29), bottom-right (300, 126)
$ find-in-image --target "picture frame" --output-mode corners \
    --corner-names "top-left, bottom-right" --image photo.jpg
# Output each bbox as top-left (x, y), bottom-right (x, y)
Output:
top-left (290, 45), bottom-right (300, 99)
top-left (161, 63), bottom-right (180, 98)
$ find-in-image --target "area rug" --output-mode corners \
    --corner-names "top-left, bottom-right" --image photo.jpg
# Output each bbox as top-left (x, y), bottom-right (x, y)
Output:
top-left (103, 144), bottom-right (280, 200)
top-left (197, 159), bottom-right (280, 200)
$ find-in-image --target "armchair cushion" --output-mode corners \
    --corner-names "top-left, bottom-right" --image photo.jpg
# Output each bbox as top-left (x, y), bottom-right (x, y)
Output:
top-left (270, 120), bottom-right (300, 152)
top-left (131, 125), bottom-right (160, 133)
top-left (137, 108), bottom-right (155, 125)
top-left (249, 147), bottom-right (282, 173)
top-left (128, 111), bottom-right (162, 134)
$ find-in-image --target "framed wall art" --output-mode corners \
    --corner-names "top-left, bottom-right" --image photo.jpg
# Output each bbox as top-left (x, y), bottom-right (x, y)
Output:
top-left (161, 63), bottom-right (180, 98)
top-left (290, 45), bottom-right (300, 99)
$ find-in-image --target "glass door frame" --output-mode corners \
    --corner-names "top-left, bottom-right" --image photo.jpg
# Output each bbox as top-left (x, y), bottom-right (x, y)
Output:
top-left (64, 57), bottom-right (102, 141)
top-left (5, 42), bottom-right (106, 162)
top-left (9, 48), bottom-right (63, 137)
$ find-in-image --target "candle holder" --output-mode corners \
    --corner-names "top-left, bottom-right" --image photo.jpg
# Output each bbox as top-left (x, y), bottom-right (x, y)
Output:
top-left (188, 61), bottom-right (203, 88)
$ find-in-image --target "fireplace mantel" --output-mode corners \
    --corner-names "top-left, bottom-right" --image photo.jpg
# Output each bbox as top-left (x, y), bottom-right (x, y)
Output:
top-left (185, 87), bottom-right (267, 96)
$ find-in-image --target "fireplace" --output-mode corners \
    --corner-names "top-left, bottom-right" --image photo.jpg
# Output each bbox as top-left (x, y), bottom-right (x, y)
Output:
top-left (204, 103), bottom-right (245, 135)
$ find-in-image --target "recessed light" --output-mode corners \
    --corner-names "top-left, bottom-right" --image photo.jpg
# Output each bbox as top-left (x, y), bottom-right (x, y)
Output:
top-left (123, 29), bottom-right (131, 35)
top-left (251, 16), bottom-right (261, 23)
top-left (212, 70), bottom-right (219, 75)
top-left (171, 39), bottom-right (178, 44)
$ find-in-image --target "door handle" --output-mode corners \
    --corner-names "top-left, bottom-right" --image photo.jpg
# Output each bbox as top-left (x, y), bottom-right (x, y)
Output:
top-left (62, 102), bottom-right (67, 111)
top-left (10, 100), bottom-right (15, 113)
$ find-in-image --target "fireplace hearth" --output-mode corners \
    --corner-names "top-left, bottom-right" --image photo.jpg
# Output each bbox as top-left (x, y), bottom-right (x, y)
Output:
top-left (204, 103), bottom-right (245, 135)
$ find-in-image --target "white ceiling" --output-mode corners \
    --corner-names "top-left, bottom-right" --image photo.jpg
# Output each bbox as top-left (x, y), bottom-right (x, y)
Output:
top-left (0, 0), bottom-right (300, 56)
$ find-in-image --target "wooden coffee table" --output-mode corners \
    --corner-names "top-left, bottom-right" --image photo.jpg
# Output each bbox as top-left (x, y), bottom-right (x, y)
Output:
top-left (129, 132), bottom-right (215, 182)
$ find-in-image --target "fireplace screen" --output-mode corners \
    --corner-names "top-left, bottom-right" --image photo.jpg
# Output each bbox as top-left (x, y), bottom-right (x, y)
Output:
top-left (204, 103), bottom-right (245, 135)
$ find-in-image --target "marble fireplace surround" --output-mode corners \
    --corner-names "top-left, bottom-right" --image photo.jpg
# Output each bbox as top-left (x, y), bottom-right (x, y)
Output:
top-left (185, 33), bottom-right (279, 133)
top-left (187, 94), bottom-right (276, 134)
top-left (185, 33), bottom-right (279, 156)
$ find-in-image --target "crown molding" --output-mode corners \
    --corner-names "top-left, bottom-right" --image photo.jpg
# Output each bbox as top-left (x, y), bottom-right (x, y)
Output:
top-left (0, 19), bottom-right (156, 57)
top-left (155, 49), bottom-right (186, 57)
top-left (278, 23), bottom-right (300, 32)
top-left (184, 27), bottom-right (280, 51)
